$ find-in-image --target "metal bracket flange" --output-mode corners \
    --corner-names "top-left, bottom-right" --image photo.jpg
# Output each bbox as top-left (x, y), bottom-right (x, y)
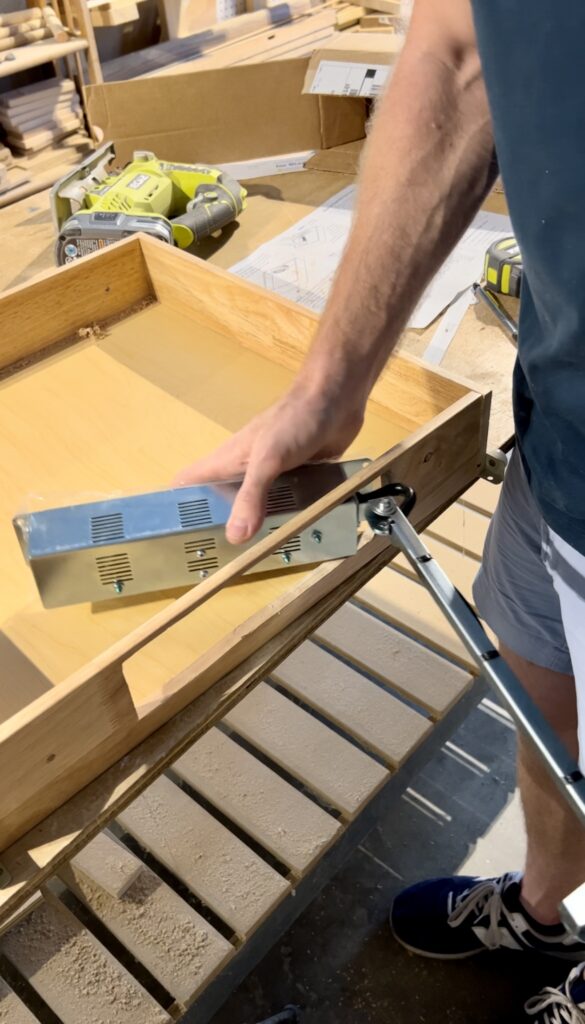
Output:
top-left (481, 448), bottom-right (508, 484)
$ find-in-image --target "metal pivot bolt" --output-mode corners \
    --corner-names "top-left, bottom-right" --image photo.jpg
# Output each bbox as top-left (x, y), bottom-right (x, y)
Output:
top-left (199, 569), bottom-right (209, 579)
top-left (281, 551), bottom-right (292, 565)
top-left (311, 530), bottom-right (322, 544)
top-left (196, 549), bottom-right (207, 558)
top-left (113, 580), bottom-right (124, 594)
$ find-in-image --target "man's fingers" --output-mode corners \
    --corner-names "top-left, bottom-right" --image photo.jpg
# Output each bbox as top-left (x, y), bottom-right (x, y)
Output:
top-left (226, 458), bottom-right (280, 544)
top-left (172, 438), bottom-right (245, 487)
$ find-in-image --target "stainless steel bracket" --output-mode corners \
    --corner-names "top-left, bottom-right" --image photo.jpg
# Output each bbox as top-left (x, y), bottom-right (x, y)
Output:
top-left (365, 491), bottom-right (585, 936)
top-left (481, 447), bottom-right (508, 484)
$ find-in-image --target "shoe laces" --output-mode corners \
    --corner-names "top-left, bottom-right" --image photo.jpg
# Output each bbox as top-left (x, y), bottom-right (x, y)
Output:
top-left (447, 875), bottom-right (510, 950)
top-left (525, 966), bottom-right (585, 1024)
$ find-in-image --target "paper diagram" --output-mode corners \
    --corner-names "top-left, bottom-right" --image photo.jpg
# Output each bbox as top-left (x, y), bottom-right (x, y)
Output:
top-left (230, 187), bottom-right (512, 329)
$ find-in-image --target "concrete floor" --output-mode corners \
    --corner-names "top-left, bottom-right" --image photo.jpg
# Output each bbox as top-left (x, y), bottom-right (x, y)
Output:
top-left (211, 697), bottom-right (570, 1024)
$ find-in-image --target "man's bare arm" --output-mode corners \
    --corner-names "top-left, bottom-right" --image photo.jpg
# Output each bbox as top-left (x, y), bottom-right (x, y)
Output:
top-left (176, 0), bottom-right (495, 541)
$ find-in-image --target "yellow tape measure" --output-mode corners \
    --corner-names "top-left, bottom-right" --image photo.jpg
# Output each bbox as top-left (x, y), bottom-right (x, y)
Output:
top-left (484, 236), bottom-right (523, 297)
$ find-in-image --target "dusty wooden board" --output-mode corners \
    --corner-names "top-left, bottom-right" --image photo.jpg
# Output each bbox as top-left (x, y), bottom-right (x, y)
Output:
top-left (271, 639), bottom-right (431, 765)
top-left (172, 725), bottom-right (342, 874)
top-left (0, 892), bottom-right (44, 939)
top-left (392, 536), bottom-right (479, 605)
top-left (313, 603), bottom-right (472, 717)
top-left (224, 681), bottom-right (389, 816)
top-left (117, 774), bottom-right (289, 937)
top-left (61, 831), bottom-right (234, 1009)
top-left (0, 898), bottom-right (171, 1023)
top-left (0, 975), bottom-right (37, 1022)
top-left (159, 12), bottom-right (337, 75)
top-left (355, 569), bottom-right (474, 670)
top-left (0, 37), bottom-right (88, 79)
top-left (70, 830), bottom-right (143, 899)
top-left (426, 501), bottom-right (490, 560)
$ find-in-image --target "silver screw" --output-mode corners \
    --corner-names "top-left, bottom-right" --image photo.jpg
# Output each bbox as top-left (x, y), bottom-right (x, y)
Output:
top-left (199, 569), bottom-right (209, 579)
top-left (281, 551), bottom-right (292, 565)
top-left (113, 580), bottom-right (124, 594)
top-left (196, 549), bottom-right (206, 559)
top-left (311, 530), bottom-right (322, 544)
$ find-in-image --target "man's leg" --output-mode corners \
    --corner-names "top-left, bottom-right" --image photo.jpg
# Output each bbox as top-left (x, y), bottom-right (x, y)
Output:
top-left (501, 644), bottom-right (585, 926)
top-left (390, 452), bottom-right (585, 961)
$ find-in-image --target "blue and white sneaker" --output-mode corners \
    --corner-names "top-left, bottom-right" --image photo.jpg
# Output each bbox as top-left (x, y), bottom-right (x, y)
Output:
top-left (390, 872), bottom-right (585, 960)
top-left (525, 963), bottom-right (585, 1022)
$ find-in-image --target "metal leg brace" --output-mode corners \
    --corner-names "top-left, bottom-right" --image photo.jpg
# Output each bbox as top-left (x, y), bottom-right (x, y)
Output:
top-left (365, 492), bottom-right (585, 939)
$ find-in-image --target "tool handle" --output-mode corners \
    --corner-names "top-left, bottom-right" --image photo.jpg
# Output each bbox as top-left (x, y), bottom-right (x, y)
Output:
top-left (173, 173), bottom-right (244, 244)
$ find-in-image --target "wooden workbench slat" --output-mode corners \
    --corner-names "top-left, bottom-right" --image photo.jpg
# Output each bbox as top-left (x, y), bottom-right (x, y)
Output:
top-left (61, 831), bottom-right (233, 1010)
top-left (313, 604), bottom-right (472, 717)
top-left (272, 641), bottom-right (431, 765)
top-left (0, 898), bottom-right (171, 1023)
top-left (425, 502), bottom-right (490, 560)
top-left (224, 682), bottom-right (388, 817)
top-left (117, 775), bottom-right (289, 938)
top-left (173, 727), bottom-right (342, 875)
top-left (393, 536), bottom-right (479, 606)
top-left (0, 976), bottom-right (37, 1023)
top-left (354, 570), bottom-right (475, 670)
top-left (70, 831), bottom-right (142, 899)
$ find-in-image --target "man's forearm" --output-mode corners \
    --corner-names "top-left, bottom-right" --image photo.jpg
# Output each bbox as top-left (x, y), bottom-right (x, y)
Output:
top-left (299, 3), bottom-right (495, 409)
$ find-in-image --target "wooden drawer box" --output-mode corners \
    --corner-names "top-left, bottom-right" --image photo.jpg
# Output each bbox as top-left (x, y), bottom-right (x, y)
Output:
top-left (0, 235), bottom-right (490, 851)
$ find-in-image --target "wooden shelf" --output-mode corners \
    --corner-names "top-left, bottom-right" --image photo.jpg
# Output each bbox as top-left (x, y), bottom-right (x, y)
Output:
top-left (0, 37), bottom-right (88, 79)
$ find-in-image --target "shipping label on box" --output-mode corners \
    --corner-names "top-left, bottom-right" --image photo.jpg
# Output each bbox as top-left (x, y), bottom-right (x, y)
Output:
top-left (308, 59), bottom-right (390, 99)
top-left (302, 32), bottom-right (402, 99)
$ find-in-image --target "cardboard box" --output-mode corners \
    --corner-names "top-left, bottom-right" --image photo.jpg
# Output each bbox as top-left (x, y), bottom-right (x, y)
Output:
top-left (87, 57), bottom-right (366, 165)
top-left (302, 31), bottom-right (403, 98)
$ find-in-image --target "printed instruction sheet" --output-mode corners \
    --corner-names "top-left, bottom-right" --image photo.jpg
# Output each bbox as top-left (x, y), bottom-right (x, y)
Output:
top-left (230, 187), bottom-right (512, 329)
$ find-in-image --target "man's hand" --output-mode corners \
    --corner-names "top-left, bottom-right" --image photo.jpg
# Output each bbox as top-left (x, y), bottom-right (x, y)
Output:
top-left (174, 383), bottom-right (364, 544)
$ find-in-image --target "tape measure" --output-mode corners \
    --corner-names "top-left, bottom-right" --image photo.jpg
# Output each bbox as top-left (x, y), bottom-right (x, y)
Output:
top-left (484, 236), bottom-right (523, 297)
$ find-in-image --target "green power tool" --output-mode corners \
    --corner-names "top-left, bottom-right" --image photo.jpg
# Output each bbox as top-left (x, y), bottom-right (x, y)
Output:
top-left (51, 142), bottom-right (247, 265)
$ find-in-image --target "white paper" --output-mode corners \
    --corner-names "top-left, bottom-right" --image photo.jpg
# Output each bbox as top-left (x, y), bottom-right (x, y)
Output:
top-left (218, 150), bottom-right (316, 181)
top-left (230, 186), bottom-right (356, 312)
top-left (422, 287), bottom-right (474, 365)
top-left (410, 210), bottom-right (512, 328)
top-left (230, 190), bottom-right (512, 329)
top-left (309, 59), bottom-right (391, 98)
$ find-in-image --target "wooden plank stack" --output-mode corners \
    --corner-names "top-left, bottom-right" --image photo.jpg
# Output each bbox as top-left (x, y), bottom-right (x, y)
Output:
top-left (0, 4), bottom-right (68, 54)
top-left (0, 78), bottom-right (83, 154)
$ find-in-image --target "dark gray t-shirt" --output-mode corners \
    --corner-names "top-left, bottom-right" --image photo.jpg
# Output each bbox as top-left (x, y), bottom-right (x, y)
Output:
top-left (472, 2), bottom-right (585, 555)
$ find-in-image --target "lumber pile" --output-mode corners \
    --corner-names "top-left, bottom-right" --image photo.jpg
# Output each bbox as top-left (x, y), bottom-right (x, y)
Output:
top-left (0, 79), bottom-right (83, 155)
top-left (0, 5), bottom-right (68, 56)
top-left (104, 1), bottom-right (338, 80)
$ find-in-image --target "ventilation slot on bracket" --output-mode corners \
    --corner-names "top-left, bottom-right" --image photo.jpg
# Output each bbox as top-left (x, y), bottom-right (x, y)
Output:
top-left (96, 552), bottom-right (133, 586)
top-left (90, 512), bottom-right (125, 544)
top-left (184, 537), bottom-right (219, 573)
top-left (265, 484), bottom-right (297, 515)
top-left (269, 527), bottom-right (302, 555)
top-left (177, 498), bottom-right (213, 528)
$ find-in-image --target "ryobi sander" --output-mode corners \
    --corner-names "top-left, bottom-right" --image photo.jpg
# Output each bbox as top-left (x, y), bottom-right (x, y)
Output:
top-left (51, 142), bottom-right (247, 265)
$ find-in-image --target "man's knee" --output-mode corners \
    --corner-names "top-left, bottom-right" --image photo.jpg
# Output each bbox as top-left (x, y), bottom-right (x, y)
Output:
top-left (500, 642), bottom-right (579, 759)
